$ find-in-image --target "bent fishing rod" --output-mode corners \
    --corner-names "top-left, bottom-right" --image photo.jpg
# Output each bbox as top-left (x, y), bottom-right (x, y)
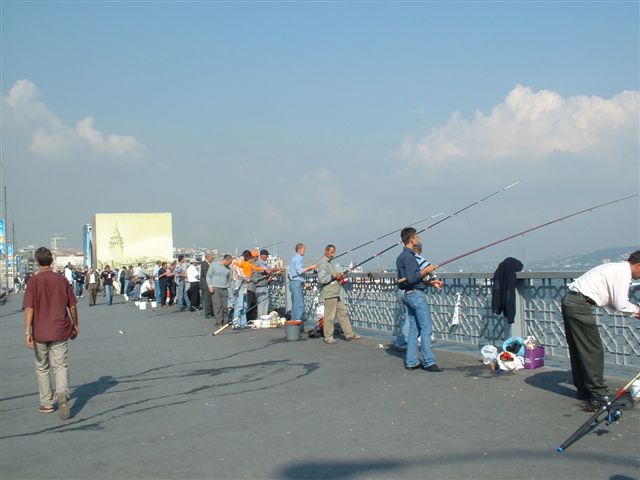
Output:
top-left (557, 371), bottom-right (640, 453)
top-left (435, 193), bottom-right (638, 268)
top-left (331, 181), bottom-right (520, 264)
top-left (335, 181), bottom-right (521, 275)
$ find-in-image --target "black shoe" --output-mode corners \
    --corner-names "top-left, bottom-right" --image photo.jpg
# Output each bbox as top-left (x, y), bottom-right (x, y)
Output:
top-left (423, 364), bottom-right (443, 372)
top-left (405, 364), bottom-right (421, 370)
top-left (584, 395), bottom-right (610, 412)
top-left (576, 391), bottom-right (591, 400)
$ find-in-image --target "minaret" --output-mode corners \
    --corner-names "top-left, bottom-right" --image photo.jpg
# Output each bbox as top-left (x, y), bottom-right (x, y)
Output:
top-left (109, 222), bottom-right (124, 265)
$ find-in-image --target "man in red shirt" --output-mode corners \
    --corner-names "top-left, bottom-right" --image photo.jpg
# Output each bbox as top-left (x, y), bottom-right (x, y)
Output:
top-left (23, 247), bottom-right (79, 420)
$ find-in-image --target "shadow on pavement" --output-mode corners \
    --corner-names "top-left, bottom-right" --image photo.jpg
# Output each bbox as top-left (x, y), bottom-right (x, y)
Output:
top-left (276, 449), bottom-right (639, 479)
top-left (0, 356), bottom-right (320, 439)
top-left (71, 375), bottom-right (119, 417)
top-left (524, 370), bottom-right (576, 399)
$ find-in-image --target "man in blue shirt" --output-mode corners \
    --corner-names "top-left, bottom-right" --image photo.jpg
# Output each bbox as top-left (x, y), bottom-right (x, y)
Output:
top-left (396, 227), bottom-right (443, 372)
top-left (288, 243), bottom-right (317, 324)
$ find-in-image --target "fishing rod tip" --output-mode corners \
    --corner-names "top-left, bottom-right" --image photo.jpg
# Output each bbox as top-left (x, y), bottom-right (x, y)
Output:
top-left (556, 448), bottom-right (564, 454)
top-left (505, 181), bottom-right (520, 189)
top-left (432, 212), bottom-right (445, 218)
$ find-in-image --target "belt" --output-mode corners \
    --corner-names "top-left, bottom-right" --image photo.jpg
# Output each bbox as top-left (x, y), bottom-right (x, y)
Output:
top-left (568, 290), bottom-right (596, 306)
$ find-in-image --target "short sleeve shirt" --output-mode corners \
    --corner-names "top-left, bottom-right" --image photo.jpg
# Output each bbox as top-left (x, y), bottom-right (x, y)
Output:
top-left (23, 269), bottom-right (77, 342)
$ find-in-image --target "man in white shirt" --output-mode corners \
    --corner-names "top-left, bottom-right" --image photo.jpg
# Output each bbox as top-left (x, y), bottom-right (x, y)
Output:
top-left (186, 259), bottom-right (201, 311)
top-left (140, 278), bottom-right (154, 300)
top-left (562, 250), bottom-right (640, 409)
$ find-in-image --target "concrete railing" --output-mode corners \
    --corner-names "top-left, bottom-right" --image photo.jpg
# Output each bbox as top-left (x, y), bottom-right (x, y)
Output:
top-left (268, 272), bottom-right (640, 371)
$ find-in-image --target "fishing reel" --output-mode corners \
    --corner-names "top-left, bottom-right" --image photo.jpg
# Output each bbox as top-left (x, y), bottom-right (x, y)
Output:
top-left (336, 274), bottom-right (347, 285)
top-left (605, 408), bottom-right (622, 426)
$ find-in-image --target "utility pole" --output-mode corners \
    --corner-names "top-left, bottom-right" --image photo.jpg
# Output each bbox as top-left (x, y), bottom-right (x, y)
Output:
top-left (3, 186), bottom-right (7, 291)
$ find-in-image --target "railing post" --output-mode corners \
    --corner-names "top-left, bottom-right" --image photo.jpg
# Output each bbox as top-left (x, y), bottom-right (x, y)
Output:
top-left (509, 279), bottom-right (526, 339)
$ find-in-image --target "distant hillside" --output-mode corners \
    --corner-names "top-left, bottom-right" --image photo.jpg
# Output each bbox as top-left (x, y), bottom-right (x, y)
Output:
top-left (440, 246), bottom-right (638, 273)
top-left (528, 246), bottom-right (637, 271)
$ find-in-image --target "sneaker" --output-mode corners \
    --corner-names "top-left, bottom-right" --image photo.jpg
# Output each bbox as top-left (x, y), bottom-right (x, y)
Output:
top-left (38, 405), bottom-right (54, 414)
top-left (405, 364), bottom-right (421, 370)
top-left (346, 334), bottom-right (363, 341)
top-left (324, 338), bottom-right (336, 344)
top-left (57, 392), bottom-right (70, 420)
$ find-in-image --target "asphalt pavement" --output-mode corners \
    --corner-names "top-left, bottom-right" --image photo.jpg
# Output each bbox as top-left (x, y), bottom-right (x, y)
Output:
top-left (1, 293), bottom-right (638, 480)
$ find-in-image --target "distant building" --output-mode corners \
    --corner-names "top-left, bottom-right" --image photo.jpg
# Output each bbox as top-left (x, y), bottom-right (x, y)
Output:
top-left (109, 223), bottom-right (124, 266)
top-left (50, 236), bottom-right (66, 251)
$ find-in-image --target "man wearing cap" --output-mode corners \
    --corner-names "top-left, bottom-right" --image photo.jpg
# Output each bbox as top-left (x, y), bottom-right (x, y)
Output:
top-left (186, 258), bottom-right (200, 311)
top-left (562, 250), bottom-right (640, 410)
top-left (253, 249), bottom-right (278, 319)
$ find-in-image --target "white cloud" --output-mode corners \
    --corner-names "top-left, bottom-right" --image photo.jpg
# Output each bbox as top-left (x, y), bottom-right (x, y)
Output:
top-left (400, 85), bottom-right (639, 169)
top-left (3, 79), bottom-right (146, 160)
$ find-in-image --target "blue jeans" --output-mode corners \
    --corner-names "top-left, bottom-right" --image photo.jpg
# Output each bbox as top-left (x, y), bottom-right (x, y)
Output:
top-left (176, 280), bottom-right (186, 308)
top-left (105, 285), bottom-right (113, 305)
top-left (403, 290), bottom-right (436, 368)
top-left (124, 280), bottom-right (130, 297)
top-left (395, 290), bottom-right (410, 348)
top-left (290, 280), bottom-right (304, 321)
top-left (233, 281), bottom-right (247, 327)
top-left (155, 279), bottom-right (161, 304)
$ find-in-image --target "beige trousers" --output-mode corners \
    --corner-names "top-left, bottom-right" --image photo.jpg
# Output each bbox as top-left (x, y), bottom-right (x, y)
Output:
top-left (34, 340), bottom-right (69, 407)
top-left (323, 297), bottom-right (354, 340)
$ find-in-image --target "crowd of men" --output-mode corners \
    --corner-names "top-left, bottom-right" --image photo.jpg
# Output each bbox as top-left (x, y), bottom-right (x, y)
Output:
top-left (18, 234), bottom-right (640, 420)
top-left (53, 248), bottom-right (283, 332)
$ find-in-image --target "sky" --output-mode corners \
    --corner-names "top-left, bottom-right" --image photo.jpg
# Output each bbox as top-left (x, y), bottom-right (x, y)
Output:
top-left (1, 1), bottom-right (639, 269)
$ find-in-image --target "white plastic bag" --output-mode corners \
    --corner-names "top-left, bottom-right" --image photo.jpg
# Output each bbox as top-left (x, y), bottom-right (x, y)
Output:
top-left (480, 345), bottom-right (498, 365)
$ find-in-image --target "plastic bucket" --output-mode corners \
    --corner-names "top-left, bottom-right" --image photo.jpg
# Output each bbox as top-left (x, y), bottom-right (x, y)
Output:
top-left (630, 380), bottom-right (640, 401)
top-left (285, 320), bottom-right (303, 341)
top-left (139, 302), bottom-right (147, 310)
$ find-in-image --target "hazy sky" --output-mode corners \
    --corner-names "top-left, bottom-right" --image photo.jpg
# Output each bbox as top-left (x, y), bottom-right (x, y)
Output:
top-left (1, 2), bottom-right (638, 269)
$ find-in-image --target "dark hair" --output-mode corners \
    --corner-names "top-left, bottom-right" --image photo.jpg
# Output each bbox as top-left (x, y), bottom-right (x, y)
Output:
top-left (628, 250), bottom-right (640, 264)
top-left (242, 250), bottom-right (252, 261)
top-left (222, 254), bottom-right (233, 261)
top-left (295, 243), bottom-right (304, 253)
top-left (178, 255), bottom-right (184, 261)
top-left (35, 247), bottom-right (53, 267)
top-left (400, 227), bottom-right (417, 245)
top-left (325, 244), bottom-right (336, 252)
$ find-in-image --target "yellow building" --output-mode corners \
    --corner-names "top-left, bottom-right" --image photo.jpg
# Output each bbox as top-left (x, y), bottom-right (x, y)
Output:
top-left (94, 213), bottom-right (173, 269)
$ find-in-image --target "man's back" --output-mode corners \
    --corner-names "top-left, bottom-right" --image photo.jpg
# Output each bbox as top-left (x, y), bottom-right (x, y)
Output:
top-left (23, 270), bottom-right (76, 342)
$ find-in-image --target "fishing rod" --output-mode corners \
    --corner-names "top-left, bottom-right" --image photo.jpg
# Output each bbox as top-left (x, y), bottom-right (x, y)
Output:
top-left (331, 211), bottom-right (444, 262)
top-left (337, 181), bottom-right (521, 275)
top-left (331, 181), bottom-right (520, 264)
top-left (259, 241), bottom-right (283, 250)
top-left (435, 193), bottom-right (638, 268)
top-left (557, 372), bottom-right (640, 453)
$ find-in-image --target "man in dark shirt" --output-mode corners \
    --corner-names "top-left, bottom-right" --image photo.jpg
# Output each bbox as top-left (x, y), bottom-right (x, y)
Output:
top-left (23, 247), bottom-right (79, 420)
top-left (101, 265), bottom-right (116, 305)
top-left (396, 227), bottom-right (442, 372)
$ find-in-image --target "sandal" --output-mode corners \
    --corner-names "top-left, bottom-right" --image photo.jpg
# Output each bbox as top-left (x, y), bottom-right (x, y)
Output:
top-left (346, 334), bottom-right (363, 341)
top-left (38, 405), bottom-right (54, 414)
top-left (324, 338), bottom-right (336, 344)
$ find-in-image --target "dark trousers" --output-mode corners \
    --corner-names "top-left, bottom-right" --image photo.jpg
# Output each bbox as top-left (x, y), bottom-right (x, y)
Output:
top-left (201, 288), bottom-right (213, 317)
top-left (212, 288), bottom-right (229, 328)
top-left (561, 292), bottom-right (607, 398)
top-left (189, 283), bottom-right (200, 309)
top-left (159, 279), bottom-right (169, 305)
top-left (88, 285), bottom-right (97, 305)
top-left (246, 290), bottom-right (257, 321)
